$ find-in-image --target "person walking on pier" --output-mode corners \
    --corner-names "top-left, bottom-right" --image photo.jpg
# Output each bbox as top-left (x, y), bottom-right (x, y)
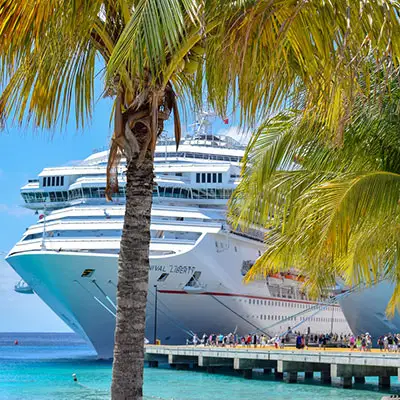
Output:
top-left (377, 336), bottom-right (384, 351)
top-left (355, 336), bottom-right (362, 351)
top-left (193, 334), bottom-right (199, 346)
top-left (397, 334), bottom-right (400, 352)
top-left (321, 335), bottom-right (328, 350)
top-left (245, 335), bottom-right (252, 347)
top-left (383, 335), bottom-right (389, 351)
top-left (296, 334), bottom-right (303, 349)
top-left (361, 336), bottom-right (366, 351)
top-left (201, 333), bottom-right (207, 346)
top-left (393, 334), bottom-right (398, 352)
top-left (217, 333), bottom-right (224, 346)
top-left (252, 334), bottom-right (257, 348)
top-left (387, 334), bottom-right (394, 351)
top-left (349, 335), bottom-right (355, 351)
top-left (366, 333), bottom-right (372, 351)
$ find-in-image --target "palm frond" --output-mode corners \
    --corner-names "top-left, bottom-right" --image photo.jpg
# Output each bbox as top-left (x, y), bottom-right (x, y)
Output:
top-left (107, 0), bottom-right (201, 87)
top-left (0, 0), bottom-right (104, 129)
top-left (0, 35), bottom-right (96, 129)
top-left (205, 0), bottom-right (400, 135)
top-left (233, 70), bottom-right (400, 311)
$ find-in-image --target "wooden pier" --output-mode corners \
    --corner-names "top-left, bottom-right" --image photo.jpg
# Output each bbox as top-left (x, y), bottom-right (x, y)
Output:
top-left (145, 345), bottom-right (400, 389)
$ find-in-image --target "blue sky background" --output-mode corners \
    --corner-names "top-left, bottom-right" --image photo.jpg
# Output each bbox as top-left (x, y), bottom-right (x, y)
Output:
top-left (0, 73), bottom-right (246, 332)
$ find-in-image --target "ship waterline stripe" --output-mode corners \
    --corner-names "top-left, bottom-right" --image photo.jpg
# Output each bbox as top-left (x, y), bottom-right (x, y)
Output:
top-left (157, 290), bottom-right (341, 307)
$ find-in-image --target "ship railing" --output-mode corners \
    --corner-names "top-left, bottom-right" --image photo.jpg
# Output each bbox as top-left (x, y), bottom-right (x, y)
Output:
top-left (29, 220), bottom-right (221, 238)
top-left (33, 215), bottom-right (215, 227)
top-left (11, 238), bottom-right (194, 255)
top-left (30, 218), bottom-right (222, 229)
top-left (17, 237), bottom-right (196, 246)
top-left (155, 175), bottom-right (190, 182)
top-left (228, 229), bottom-right (264, 243)
top-left (151, 238), bottom-right (197, 245)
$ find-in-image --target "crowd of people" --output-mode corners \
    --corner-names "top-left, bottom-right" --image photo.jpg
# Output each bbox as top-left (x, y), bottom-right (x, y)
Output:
top-left (376, 333), bottom-right (400, 352)
top-left (186, 331), bottom-right (400, 351)
top-left (347, 333), bottom-right (373, 351)
top-left (187, 331), bottom-right (352, 349)
top-left (188, 332), bottom-right (269, 347)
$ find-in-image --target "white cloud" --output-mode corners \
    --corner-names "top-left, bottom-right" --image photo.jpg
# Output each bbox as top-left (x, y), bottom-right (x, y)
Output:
top-left (217, 126), bottom-right (251, 145)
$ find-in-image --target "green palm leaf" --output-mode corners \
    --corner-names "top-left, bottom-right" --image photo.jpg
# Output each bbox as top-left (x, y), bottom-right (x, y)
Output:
top-left (232, 71), bottom-right (400, 315)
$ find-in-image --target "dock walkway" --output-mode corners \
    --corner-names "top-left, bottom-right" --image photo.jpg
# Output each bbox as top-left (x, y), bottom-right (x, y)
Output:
top-left (145, 345), bottom-right (400, 389)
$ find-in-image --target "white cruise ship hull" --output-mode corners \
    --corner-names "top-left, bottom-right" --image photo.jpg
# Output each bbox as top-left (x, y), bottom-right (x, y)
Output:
top-left (7, 232), bottom-right (351, 359)
top-left (339, 280), bottom-right (400, 338)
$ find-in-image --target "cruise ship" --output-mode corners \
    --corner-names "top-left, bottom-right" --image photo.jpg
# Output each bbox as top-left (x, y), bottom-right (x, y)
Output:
top-left (339, 281), bottom-right (400, 338)
top-left (6, 120), bottom-right (351, 358)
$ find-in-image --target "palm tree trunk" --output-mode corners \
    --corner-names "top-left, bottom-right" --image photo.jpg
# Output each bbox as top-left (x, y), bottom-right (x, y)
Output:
top-left (111, 152), bottom-right (153, 400)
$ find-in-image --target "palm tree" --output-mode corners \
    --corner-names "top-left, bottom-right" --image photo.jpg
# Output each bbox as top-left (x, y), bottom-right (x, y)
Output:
top-left (1, 1), bottom-right (400, 399)
top-left (230, 72), bottom-right (400, 316)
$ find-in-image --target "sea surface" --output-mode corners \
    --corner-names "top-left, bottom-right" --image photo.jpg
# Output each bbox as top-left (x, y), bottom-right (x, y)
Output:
top-left (0, 332), bottom-right (398, 399)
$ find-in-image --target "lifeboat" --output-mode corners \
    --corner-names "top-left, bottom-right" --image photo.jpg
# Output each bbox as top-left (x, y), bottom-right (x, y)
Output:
top-left (183, 284), bottom-right (207, 294)
top-left (269, 273), bottom-right (282, 279)
top-left (14, 279), bottom-right (34, 294)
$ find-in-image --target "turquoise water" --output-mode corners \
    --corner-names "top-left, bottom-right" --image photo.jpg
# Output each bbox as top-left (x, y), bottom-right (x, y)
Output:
top-left (0, 333), bottom-right (397, 399)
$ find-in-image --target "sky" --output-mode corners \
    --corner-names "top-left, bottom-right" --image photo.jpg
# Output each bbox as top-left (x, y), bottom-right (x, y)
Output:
top-left (0, 73), bottom-right (248, 332)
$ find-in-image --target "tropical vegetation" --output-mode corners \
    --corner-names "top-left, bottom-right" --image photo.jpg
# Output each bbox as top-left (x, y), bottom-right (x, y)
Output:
top-left (230, 70), bottom-right (400, 316)
top-left (1, 1), bottom-right (400, 399)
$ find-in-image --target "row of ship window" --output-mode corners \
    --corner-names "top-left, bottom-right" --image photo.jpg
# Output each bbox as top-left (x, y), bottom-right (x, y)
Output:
top-left (42, 176), bottom-right (64, 187)
top-left (155, 187), bottom-right (234, 199)
top-left (195, 173), bottom-right (223, 183)
top-left (154, 152), bottom-right (241, 162)
top-left (257, 314), bottom-right (346, 323)
top-left (247, 298), bottom-right (337, 312)
top-left (22, 186), bottom-right (235, 203)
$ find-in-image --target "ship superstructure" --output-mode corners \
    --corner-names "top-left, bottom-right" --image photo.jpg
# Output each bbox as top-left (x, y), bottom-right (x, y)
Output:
top-left (6, 119), bottom-right (351, 358)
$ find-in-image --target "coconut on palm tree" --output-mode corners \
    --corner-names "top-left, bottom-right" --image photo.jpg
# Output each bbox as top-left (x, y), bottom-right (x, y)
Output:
top-left (230, 70), bottom-right (400, 316)
top-left (1, 1), bottom-right (400, 399)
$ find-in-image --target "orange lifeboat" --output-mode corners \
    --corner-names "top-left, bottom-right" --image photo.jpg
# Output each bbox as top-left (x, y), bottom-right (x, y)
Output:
top-left (270, 273), bottom-right (282, 279)
top-left (284, 274), bottom-right (296, 280)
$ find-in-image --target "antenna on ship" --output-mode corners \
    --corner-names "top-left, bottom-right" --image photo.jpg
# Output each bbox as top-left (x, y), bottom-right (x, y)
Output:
top-left (188, 104), bottom-right (216, 144)
top-left (188, 102), bottom-right (230, 146)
